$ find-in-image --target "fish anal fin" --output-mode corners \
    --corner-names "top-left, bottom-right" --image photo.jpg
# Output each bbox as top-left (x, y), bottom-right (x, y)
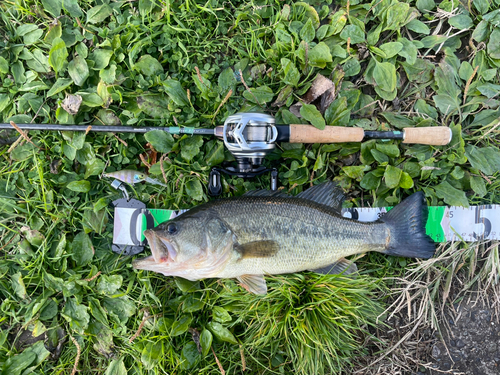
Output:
top-left (309, 257), bottom-right (358, 275)
top-left (237, 274), bottom-right (267, 295)
top-left (236, 240), bottom-right (279, 259)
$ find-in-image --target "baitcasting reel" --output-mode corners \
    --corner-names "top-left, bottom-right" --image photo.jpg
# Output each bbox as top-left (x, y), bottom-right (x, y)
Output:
top-left (209, 112), bottom-right (282, 195)
top-left (207, 111), bottom-right (453, 196)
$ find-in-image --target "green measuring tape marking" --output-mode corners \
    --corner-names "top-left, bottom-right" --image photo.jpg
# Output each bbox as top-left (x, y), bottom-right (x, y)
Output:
top-left (425, 206), bottom-right (446, 242)
top-left (114, 205), bottom-right (500, 248)
top-left (149, 209), bottom-right (176, 226)
top-left (139, 209), bottom-right (179, 242)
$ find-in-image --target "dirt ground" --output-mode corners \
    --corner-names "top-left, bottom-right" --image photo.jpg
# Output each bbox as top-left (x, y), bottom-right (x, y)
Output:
top-left (428, 297), bottom-right (500, 375)
top-left (354, 288), bottom-right (500, 375)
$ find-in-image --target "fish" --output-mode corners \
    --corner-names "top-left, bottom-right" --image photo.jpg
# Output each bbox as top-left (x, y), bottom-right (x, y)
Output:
top-left (104, 169), bottom-right (167, 187)
top-left (132, 182), bottom-right (435, 294)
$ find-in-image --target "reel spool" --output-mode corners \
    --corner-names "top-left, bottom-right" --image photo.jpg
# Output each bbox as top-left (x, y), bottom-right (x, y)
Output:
top-left (209, 113), bottom-right (279, 195)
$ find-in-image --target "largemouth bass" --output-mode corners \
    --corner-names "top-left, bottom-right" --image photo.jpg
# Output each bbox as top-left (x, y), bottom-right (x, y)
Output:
top-left (133, 182), bottom-right (435, 294)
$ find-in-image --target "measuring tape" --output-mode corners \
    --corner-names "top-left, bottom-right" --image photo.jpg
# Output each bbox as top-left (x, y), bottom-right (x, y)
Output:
top-left (346, 205), bottom-right (497, 243)
top-left (111, 203), bottom-right (499, 255)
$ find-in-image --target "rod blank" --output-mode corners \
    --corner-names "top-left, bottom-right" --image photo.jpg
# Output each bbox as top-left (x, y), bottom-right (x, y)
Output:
top-left (0, 123), bottom-right (216, 135)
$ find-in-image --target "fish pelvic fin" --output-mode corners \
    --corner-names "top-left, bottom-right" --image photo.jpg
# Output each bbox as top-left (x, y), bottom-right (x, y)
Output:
top-left (235, 240), bottom-right (279, 259)
top-left (309, 257), bottom-right (358, 275)
top-left (237, 274), bottom-right (267, 295)
top-left (379, 192), bottom-right (436, 259)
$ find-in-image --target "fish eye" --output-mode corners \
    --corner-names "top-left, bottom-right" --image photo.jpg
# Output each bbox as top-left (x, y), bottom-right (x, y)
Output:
top-left (167, 223), bottom-right (177, 235)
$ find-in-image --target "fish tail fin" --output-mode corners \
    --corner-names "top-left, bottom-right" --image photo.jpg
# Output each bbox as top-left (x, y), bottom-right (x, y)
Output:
top-left (379, 192), bottom-right (435, 259)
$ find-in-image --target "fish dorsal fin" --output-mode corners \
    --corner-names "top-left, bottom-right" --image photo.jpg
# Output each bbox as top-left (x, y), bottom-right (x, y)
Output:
top-left (309, 257), bottom-right (358, 275)
top-left (243, 190), bottom-right (291, 198)
top-left (296, 181), bottom-right (345, 212)
top-left (236, 240), bottom-right (280, 259)
top-left (237, 274), bottom-right (267, 294)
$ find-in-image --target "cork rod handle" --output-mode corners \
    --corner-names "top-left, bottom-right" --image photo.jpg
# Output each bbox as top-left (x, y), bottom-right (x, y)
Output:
top-left (403, 127), bottom-right (452, 146)
top-left (289, 125), bottom-right (365, 143)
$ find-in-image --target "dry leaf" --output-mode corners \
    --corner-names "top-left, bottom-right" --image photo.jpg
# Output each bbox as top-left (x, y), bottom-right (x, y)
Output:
top-left (61, 94), bottom-right (83, 115)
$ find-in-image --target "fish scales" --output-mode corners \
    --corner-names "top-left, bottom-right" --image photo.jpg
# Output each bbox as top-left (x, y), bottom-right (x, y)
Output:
top-left (201, 197), bottom-right (386, 278)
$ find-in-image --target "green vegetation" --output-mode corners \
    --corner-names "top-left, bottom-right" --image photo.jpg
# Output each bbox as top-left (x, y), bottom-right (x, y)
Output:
top-left (1, 0), bottom-right (499, 373)
top-left (223, 274), bottom-right (384, 374)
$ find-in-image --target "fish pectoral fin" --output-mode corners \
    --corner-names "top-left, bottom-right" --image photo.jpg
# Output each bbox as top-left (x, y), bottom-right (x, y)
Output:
top-left (308, 257), bottom-right (358, 275)
top-left (237, 274), bottom-right (267, 295)
top-left (235, 240), bottom-right (279, 259)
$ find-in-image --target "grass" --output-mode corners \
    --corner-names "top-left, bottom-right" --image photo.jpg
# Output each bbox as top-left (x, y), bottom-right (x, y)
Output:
top-left (222, 273), bottom-right (385, 374)
top-left (1, 0), bottom-right (500, 374)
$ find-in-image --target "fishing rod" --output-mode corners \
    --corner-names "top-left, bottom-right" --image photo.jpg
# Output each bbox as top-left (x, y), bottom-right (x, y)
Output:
top-left (0, 113), bottom-right (452, 144)
top-left (1, 112), bottom-right (452, 195)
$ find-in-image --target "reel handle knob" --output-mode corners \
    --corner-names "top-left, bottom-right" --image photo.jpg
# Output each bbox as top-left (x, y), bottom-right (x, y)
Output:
top-left (208, 169), bottom-right (222, 196)
top-left (271, 169), bottom-right (278, 191)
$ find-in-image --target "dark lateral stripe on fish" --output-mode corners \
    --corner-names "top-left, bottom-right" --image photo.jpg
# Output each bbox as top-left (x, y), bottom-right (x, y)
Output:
top-left (236, 240), bottom-right (280, 259)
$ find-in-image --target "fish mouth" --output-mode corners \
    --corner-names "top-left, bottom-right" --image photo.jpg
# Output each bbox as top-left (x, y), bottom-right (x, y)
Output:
top-left (132, 230), bottom-right (177, 270)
